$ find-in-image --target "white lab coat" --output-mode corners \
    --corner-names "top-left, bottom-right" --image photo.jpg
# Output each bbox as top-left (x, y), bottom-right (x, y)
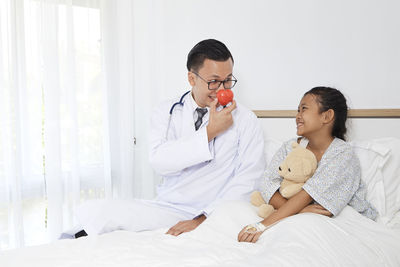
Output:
top-left (149, 92), bottom-right (266, 217)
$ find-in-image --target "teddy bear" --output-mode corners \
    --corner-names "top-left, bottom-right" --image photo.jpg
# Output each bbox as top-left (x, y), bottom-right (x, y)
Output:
top-left (251, 142), bottom-right (318, 218)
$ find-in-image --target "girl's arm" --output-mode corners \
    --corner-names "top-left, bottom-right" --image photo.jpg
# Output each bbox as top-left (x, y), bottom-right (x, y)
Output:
top-left (269, 190), bottom-right (288, 209)
top-left (262, 189), bottom-right (312, 227)
top-left (238, 189), bottom-right (313, 243)
top-left (300, 204), bottom-right (332, 216)
top-left (270, 190), bottom-right (332, 215)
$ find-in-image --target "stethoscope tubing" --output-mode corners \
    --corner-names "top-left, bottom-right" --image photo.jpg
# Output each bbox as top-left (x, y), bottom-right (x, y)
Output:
top-left (165, 90), bottom-right (216, 150)
top-left (169, 90), bottom-right (191, 115)
top-left (166, 90), bottom-right (191, 139)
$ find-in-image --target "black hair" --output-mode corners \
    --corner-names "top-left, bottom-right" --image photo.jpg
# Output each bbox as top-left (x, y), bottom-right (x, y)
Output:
top-left (304, 86), bottom-right (348, 141)
top-left (186, 39), bottom-right (234, 72)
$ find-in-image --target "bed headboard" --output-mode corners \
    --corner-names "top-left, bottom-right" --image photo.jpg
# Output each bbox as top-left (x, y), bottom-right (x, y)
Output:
top-left (253, 109), bottom-right (400, 141)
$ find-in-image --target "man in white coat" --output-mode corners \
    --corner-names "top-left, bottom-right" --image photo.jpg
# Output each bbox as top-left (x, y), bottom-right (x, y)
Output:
top-left (150, 39), bottom-right (265, 235)
top-left (72, 39), bottom-right (265, 238)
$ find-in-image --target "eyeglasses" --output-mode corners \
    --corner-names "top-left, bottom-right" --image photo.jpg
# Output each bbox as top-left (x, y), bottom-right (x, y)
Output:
top-left (192, 72), bottom-right (237, 90)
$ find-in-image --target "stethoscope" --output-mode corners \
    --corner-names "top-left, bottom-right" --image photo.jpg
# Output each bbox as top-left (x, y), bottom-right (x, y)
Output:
top-left (169, 90), bottom-right (191, 115)
top-left (166, 90), bottom-right (191, 139)
top-left (165, 90), bottom-right (216, 155)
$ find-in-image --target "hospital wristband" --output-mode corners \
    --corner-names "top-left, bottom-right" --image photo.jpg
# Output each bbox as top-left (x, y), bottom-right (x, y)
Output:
top-left (245, 222), bottom-right (267, 233)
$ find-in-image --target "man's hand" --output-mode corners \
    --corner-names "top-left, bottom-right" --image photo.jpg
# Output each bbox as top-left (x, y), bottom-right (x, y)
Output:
top-left (207, 99), bottom-right (237, 142)
top-left (166, 214), bottom-right (206, 236)
top-left (300, 204), bottom-right (332, 217)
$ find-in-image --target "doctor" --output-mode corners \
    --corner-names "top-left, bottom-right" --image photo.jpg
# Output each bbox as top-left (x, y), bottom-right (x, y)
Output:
top-left (73, 39), bottom-right (265, 237)
top-left (150, 39), bottom-right (266, 235)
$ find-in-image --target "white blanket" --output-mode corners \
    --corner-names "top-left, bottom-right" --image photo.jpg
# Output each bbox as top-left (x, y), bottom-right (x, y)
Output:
top-left (2, 201), bottom-right (400, 267)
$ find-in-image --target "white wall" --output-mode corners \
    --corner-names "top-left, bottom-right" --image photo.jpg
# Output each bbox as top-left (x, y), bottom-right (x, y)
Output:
top-left (130, 0), bottom-right (400, 198)
top-left (136, 0), bottom-right (400, 111)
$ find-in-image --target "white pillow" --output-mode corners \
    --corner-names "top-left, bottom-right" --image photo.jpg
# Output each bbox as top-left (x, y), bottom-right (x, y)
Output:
top-left (263, 137), bottom-right (283, 166)
top-left (256, 137), bottom-right (283, 190)
top-left (350, 140), bottom-right (390, 221)
top-left (368, 138), bottom-right (400, 223)
top-left (386, 210), bottom-right (400, 229)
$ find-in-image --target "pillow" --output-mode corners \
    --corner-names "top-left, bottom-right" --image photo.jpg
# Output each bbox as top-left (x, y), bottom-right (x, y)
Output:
top-left (386, 210), bottom-right (400, 229)
top-left (263, 137), bottom-right (283, 166)
top-left (256, 137), bottom-right (283, 190)
top-left (350, 140), bottom-right (390, 221)
top-left (368, 138), bottom-right (400, 223)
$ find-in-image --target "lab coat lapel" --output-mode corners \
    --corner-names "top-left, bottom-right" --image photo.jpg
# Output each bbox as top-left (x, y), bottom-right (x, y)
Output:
top-left (181, 94), bottom-right (195, 137)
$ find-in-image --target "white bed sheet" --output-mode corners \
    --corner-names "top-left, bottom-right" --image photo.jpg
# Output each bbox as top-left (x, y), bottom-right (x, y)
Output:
top-left (2, 201), bottom-right (400, 267)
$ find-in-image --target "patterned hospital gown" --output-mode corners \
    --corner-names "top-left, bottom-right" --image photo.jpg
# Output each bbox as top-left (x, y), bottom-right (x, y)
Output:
top-left (261, 137), bottom-right (378, 220)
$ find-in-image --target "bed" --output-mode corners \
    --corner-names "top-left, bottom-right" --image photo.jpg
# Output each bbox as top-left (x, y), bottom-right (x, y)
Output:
top-left (1, 109), bottom-right (400, 267)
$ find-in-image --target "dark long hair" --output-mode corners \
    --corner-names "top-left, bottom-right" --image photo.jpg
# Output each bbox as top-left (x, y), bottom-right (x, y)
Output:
top-left (304, 87), bottom-right (348, 141)
top-left (186, 39), bottom-right (234, 72)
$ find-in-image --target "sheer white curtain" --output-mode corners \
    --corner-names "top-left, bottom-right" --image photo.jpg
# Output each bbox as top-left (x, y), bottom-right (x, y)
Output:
top-left (101, 0), bottom-right (163, 199)
top-left (0, 0), bottom-right (117, 249)
top-left (100, 0), bottom-right (136, 199)
top-left (0, 0), bottom-right (162, 250)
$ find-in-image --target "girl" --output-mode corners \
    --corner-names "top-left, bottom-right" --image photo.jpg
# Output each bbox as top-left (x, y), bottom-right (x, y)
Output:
top-left (238, 87), bottom-right (377, 243)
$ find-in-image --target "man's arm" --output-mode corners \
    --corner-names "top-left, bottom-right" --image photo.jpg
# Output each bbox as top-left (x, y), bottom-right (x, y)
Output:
top-left (149, 99), bottom-right (237, 177)
top-left (149, 100), bottom-right (214, 176)
top-left (165, 215), bottom-right (206, 236)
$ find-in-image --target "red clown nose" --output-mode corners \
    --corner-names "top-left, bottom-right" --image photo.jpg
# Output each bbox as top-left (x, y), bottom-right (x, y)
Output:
top-left (217, 89), bottom-right (234, 106)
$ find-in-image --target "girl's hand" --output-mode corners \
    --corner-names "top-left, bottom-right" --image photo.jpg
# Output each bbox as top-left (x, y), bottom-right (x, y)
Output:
top-left (237, 222), bottom-right (266, 243)
top-left (300, 204), bottom-right (332, 217)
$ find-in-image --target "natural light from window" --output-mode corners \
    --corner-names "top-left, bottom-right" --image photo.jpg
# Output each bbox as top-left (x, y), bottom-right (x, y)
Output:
top-left (0, 0), bottom-right (104, 249)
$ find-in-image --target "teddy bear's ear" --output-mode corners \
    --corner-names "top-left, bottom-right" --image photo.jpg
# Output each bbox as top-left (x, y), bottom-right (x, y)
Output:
top-left (292, 142), bottom-right (299, 149)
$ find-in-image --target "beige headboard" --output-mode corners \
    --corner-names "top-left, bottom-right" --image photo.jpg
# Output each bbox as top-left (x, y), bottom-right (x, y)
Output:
top-left (253, 109), bottom-right (400, 118)
top-left (253, 109), bottom-right (400, 142)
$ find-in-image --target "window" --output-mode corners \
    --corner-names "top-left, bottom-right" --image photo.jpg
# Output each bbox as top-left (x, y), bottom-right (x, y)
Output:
top-left (0, 0), bottom-right (106, 249)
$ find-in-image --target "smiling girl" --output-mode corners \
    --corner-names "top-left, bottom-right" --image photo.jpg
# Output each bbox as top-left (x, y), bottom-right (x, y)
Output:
top-left (238, 87), bottom-right (377, 243)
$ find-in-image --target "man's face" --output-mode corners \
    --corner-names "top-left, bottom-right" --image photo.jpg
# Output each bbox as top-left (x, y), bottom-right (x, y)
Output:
top-left (189, 58), bottom-right (234, 108)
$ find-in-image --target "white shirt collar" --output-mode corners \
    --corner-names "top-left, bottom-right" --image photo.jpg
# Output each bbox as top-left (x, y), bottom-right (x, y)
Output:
top-left (189, 91), bottom-right (209, 122)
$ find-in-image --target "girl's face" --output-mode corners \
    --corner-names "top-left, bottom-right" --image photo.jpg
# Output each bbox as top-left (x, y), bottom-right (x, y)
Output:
top-left (296, 94), bottom-right (327, 138)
